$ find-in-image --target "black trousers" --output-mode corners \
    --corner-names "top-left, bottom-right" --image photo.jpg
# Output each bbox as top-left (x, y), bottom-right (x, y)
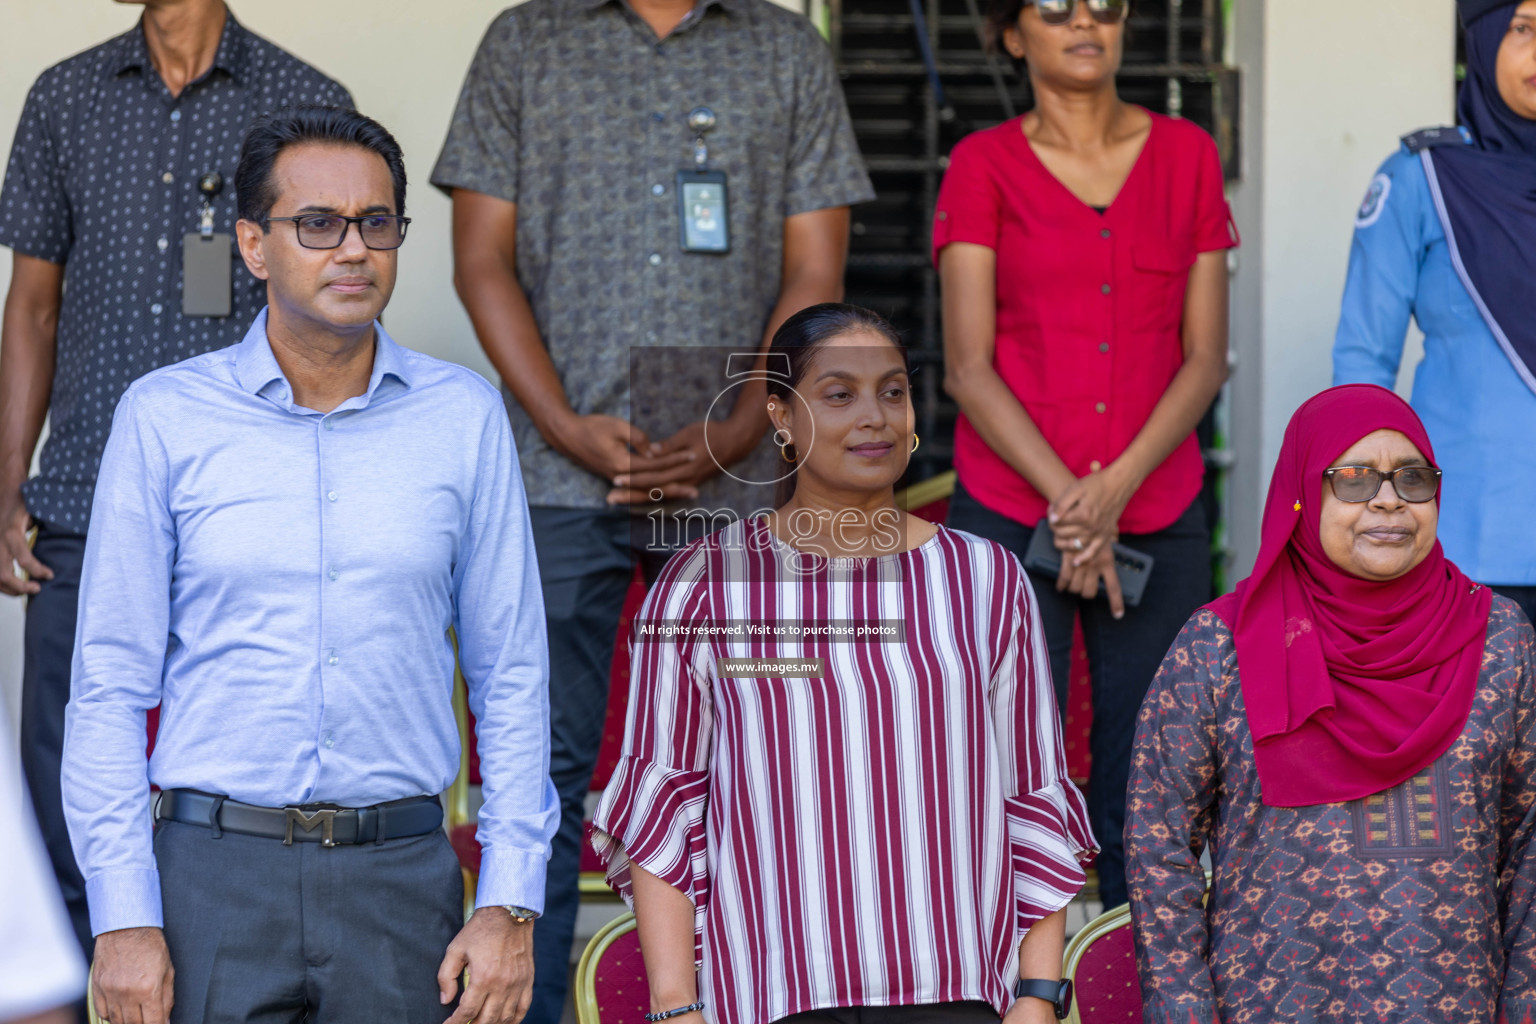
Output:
top-left (526, 506), bottom-right (711, 1024)
top-left (21, 524), bottom-right (91, 971)
top-left (156, 818), bottom-right (463, 1023)
top-left (946, 486), bottom-right (1211, 910)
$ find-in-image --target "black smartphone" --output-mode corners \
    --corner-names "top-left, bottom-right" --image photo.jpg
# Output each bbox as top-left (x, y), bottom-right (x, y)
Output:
top-left (1021, 518), bottom-right (1155, 608)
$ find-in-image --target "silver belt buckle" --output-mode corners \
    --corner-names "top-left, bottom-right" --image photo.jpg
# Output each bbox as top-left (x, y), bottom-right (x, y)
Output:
top-left (283, 806), bottom-right (339, 847)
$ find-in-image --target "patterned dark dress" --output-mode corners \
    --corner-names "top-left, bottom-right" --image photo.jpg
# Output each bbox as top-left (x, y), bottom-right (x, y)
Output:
top-left (1126, 597), bottom-right (1536, 1024)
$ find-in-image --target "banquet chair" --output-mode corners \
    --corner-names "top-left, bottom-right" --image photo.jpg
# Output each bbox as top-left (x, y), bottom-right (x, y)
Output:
top-left (573, 911), bottom-right (649, 1024)
top-left (1061, 902), bottom-right (1140, 1024)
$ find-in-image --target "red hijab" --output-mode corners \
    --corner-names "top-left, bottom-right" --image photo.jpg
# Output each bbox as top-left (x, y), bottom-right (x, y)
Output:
top-left (1208, 385), bottom-right (1493, 807)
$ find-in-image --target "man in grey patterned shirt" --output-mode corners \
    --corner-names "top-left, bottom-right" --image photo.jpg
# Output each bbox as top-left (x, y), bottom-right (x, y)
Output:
top-left (0, 0), bottom-right (349, 987)
top-left (432, 0), bottom-right (872, 1017)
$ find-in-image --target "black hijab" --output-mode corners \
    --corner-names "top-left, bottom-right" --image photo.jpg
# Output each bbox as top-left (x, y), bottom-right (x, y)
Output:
top-left (1424, 1), bottom-right (1536, 392)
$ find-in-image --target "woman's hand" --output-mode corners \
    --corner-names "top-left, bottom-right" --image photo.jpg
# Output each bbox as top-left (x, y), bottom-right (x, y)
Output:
top-left (1048, 467), bottom-right (1135, 560)
top-left (1056, 539), bottom-right (1126, 619)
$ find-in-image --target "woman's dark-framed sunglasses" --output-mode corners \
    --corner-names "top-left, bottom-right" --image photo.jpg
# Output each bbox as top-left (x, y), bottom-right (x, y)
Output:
top-left (1028, 0), bottom-right (1128, 26)
top-left (1323, 465), bottom-right (1442, 503)
top-left (265, 213), bottom-right (411, 250)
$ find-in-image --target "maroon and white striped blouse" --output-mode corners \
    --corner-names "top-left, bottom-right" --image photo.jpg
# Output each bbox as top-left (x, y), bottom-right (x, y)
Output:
top-left (591, 518), bottom-right (1096, 1024)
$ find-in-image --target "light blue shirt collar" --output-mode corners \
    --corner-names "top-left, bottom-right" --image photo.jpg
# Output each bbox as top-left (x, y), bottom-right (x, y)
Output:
top-left (233, 307), bottom-right (413, 413)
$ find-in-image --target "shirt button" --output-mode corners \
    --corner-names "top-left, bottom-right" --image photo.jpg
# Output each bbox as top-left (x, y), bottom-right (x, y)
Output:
top-left (157, 237), bottom-right (169, 252)
top-left (150, 302), bottom-right (163, 315)
top-left (648, 253), bottom-right (662, 266)
top-left (162, 171), bottom-right (174, 184)
top-left (1095, 402), bottom-right (1107, 414)
top-left (328, 568), bottom-right (339, 581)
top-left (1100, 228), bottom-right (1111, 238)
top-left (170, 110), bottom-right (182, 122)
top-left (652, 183), bottom-right (665, 196)
top-left (323, 732), bottom-right (336, 749)
top-left (1101, 283), bottom-right (1112, 295)
top-left (1090, 460), bottom-right (1103, 472)
top-left (328, 650), bottom-right (340, 666)
top-left (1099, 342), bottom-right (1110, 353)
top-left (327, 490), bottom-right (338, 502)
top-left (323, 419), bottom-right (335, 431)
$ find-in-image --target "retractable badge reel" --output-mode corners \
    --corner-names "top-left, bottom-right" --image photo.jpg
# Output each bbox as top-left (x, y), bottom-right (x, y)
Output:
top-left (677, 106), bottom-right (729, 254)
top-left (182, 170), bottom-right (232, 317)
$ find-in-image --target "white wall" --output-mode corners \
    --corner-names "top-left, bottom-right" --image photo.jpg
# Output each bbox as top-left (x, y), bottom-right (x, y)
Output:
top-left (1225, 0), bottom-right (1455, 576)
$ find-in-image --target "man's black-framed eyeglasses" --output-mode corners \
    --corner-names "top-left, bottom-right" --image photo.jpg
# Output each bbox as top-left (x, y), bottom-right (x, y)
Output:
top-left (265, 214), bottom-right (411, 250)
top-left (1027, 0), bottom-right (1128, 26)
top-left (1323, 465), bottom-right (1442, 504)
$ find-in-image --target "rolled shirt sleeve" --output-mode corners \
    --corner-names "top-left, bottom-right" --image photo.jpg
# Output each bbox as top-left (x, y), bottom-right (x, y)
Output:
top-left (932, 133), bottom-right (1003, 259)
top-left (453, 400), bottom-right (558, 911)
top-left (63, 385), bottom-right (176, 935)
top-left (1192, 131), bottom-right (1238, 253)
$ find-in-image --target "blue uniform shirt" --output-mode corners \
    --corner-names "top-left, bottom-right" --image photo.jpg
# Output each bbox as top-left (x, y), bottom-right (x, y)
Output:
top-left (63, 310), bottom-right (558, 935)
top-left (1333, 145), bottom-right (1536, 585)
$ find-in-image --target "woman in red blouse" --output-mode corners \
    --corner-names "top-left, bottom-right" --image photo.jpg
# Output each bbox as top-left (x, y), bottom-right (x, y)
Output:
top-left (935, 0), bottom-right (1236, 911)
top-left (592, 305), bottom-right (1095, 1024)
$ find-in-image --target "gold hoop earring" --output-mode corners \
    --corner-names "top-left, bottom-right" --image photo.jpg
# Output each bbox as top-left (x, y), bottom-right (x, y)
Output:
top-left (910, 433), bottom-right (920, 454)
top-left (775, 429), bottom-right (796, 462)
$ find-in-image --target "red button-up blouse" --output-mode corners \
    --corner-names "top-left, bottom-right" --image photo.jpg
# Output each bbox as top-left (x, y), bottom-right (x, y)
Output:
top-left (933, 111), bottom-right (1238, 535)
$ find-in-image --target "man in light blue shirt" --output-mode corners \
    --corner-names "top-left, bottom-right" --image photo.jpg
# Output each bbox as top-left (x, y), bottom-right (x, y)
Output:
top-left (62, 105), bottom-right (556, 1024)
top-left (1333, 125), bottom-right (1536, 623)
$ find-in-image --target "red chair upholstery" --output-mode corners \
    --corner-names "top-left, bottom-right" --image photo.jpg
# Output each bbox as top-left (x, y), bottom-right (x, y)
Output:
top-left (574, 912), bottom-right (649, 1024)
top-left (1062, 903), bottom-right (1141, 1023)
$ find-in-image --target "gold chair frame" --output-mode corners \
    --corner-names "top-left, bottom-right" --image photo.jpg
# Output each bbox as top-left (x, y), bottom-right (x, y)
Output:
top-left (573, 909), bottom-right (639, 1024)
top-left (1060, 901), bottom-right (1134, 1024)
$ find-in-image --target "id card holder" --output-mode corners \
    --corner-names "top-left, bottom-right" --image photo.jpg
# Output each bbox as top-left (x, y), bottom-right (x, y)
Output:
top-left (182, 232), bottom-right (232, 317)
top-left (676, 169), bottom-right (729, 254)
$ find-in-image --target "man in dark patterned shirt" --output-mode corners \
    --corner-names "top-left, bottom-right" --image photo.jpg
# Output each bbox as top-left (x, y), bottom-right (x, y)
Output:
top-left (0, 0), bottom-right (350, 981)
top-left (432, 0), bottom-right (873, 1017)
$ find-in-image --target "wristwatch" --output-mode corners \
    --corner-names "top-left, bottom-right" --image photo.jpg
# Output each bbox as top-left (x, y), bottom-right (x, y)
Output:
top-left (499, 906), bottom-right (538, 924)
top-left (1014, 978), bottom-right (1072, 1020)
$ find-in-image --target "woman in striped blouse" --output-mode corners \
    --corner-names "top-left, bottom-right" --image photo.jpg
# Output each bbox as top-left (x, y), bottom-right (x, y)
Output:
top-left (592, 304), bottom-right (1097, 1024)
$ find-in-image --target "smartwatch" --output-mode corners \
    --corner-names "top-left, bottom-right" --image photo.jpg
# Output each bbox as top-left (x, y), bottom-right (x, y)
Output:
top-left (1014, 978), bottom-right (1073, 1020)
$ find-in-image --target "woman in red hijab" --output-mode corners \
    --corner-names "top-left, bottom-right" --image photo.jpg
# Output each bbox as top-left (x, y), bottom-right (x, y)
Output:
top-left (1124, 384), bottom-right (1536, 1024)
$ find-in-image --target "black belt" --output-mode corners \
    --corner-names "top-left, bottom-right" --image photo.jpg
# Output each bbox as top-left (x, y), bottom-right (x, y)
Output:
top-left (157, 788), bottom-right (443, 847)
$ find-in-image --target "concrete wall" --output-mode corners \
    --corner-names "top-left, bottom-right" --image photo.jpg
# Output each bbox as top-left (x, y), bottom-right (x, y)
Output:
top-left (1224, 0), bottom-right (1456, 576)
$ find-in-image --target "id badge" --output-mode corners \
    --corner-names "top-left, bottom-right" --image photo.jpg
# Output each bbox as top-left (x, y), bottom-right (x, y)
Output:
top-left (676, 169), bottom-right (729, 254)
top-left (182, 233), bottom-right (232, 317)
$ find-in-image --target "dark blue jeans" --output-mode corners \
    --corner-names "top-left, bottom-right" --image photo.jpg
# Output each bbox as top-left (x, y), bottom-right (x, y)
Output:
top-left (525, 506), bottom-right (713, 1024)
top-left (946, 486), bottom-right (1211, 910)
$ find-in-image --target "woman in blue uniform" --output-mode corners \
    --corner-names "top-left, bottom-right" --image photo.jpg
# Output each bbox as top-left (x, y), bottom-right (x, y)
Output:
top-left (1333, 0), bottom-right (1536, 624)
